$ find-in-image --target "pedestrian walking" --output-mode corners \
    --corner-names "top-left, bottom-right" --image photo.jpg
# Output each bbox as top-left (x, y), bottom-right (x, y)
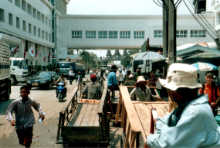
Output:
top-left (107, 65), bottom-right (119, 99)
top-left (118, 70), bottom-right (124, 85)
top-left (6, 85), bottom-right (45, 148)
top-left (68, 69), bottom-right (74, 85)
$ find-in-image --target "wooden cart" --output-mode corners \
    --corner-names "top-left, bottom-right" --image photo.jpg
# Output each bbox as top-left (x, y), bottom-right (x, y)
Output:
top-left (115, 86), bottom-right (170, 147)
top-left (56, 82), bottom-right (110, 147)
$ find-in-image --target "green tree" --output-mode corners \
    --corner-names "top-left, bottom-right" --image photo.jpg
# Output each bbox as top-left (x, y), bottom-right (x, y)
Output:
top-left (114, 50), bottom-right (121, 60)
top-left (80, 51), bottom-right (97, 69)
top-left (121, 55), bottom-right (131, 68)
top-left (106, 49), bottom-right (112, 59)
top-left (123, 49), bottom-right (128, 56)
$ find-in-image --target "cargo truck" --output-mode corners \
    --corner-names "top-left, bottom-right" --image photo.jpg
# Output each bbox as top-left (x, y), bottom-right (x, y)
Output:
top-left (0, 33), bottom-right (11, 101)
top-left (10, 57), bottom-right (29, 84)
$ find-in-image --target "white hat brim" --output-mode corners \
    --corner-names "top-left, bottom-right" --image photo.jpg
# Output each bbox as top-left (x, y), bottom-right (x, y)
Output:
top-left (159, 78), bottom-right (202, 91)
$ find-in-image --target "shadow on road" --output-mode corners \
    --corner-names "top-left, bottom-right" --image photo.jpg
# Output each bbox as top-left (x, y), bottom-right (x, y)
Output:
top-left (30, 86), bottom-right (56, 91)
top-left (0, 99), bottom-right (15, 115)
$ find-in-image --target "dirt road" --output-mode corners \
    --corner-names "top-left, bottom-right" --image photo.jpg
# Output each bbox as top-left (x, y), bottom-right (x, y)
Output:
top-left (0, 81), bottom-right (77, 148)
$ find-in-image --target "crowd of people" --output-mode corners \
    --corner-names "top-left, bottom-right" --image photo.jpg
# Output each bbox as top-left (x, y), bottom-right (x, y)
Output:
top-left (5, 62), bottom-right (220, 148)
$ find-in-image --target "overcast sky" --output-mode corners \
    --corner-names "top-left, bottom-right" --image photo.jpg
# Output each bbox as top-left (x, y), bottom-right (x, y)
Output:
top-left (67, 0), bottom-right (190, 15)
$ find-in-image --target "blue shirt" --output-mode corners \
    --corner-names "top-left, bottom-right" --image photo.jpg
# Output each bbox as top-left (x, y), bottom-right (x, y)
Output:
top-left (147, 95), bottom-right (220, 148)
top-left (107, 72), bottom-right (118, 87)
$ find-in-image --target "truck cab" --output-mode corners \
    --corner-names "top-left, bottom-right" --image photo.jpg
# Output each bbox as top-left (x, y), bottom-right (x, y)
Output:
top-left (56, 61), bottom-right (75, 77)
top-left (10, 57), bottom-right (29, 84)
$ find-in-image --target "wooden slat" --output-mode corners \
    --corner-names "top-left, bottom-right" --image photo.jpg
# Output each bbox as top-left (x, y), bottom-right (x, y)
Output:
top-left (115, 92), bottom-right (122, 122)
top-left (134, 104), bottom-right (152, 137)
top-left (73, 103), bottom-right (88, 126)
top-left (98, 81), bottom-right (108, 114)
top-left (79, 104), bottom-right (100, 126)
top-left (134, 102), bottom-right (169, 137)
top-left (119, 86), bottom-right (142, 133)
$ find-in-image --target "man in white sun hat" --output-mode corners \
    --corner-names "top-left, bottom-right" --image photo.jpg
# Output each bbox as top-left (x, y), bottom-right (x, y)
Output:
top-left (130, 76), bottom-right (152, 101)
top-left (145, 63), bottom-right (220, 148)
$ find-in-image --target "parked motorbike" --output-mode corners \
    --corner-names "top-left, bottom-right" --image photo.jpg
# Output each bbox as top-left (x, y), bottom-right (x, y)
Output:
top-left (56, 82), bottom-right (66, 102)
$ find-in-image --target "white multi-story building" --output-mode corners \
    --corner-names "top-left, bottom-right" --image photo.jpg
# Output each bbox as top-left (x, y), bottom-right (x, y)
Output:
top-left (57, 14), bottom-right (215, 60)
top-left (0, 0), bottom-right (54, 67)
top-left (211, 0), bottom-right (220, 36)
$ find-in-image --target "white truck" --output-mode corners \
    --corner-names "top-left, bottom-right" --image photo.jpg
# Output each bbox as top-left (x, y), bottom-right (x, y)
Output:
top-left (10, 57), bottom-right (29, 84)
top-left (0, 34), bottom-right (11, 101)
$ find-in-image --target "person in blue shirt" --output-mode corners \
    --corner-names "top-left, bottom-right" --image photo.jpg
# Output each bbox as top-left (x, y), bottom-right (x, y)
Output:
top-left (145, 63), bottom-right (220, 148)
top-left (107, 65), bottom-right (119, 99)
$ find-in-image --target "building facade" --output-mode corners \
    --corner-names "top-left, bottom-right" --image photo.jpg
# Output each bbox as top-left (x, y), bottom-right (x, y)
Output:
top-left (211, 0), bottom-right (220, 36)
top-left (0, 0), bottom-right (54, 67)
top-left (57, 14), bottom-right (215, 60)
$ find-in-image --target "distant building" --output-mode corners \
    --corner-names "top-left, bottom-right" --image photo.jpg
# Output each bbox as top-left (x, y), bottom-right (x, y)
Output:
top-left (57, 14), bottom-right (214, 60)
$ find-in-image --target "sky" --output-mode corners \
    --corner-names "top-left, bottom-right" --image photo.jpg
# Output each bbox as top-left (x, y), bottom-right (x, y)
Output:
top-left (66, 0), bottom-right (190, 57)
top-left (67, 0), bottom-right (190, 15)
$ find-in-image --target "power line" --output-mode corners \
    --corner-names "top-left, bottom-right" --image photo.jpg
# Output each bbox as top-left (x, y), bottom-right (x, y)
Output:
top-left (186, 0), bottom-right (217, 36)
top-left (183, 0), bottom-right (217, 40)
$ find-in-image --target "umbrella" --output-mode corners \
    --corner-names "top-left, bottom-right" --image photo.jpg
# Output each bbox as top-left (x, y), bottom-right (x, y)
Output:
top-left (134, 51), bottom-right (165, 63)
top-left (191, 62), bottom-right (218, 71)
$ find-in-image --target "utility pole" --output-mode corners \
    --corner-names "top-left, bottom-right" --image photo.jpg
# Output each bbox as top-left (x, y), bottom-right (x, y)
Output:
top-left (168, 0), bottom-right (176, 64)
top-left (162, 0), bottom-right (168, 58)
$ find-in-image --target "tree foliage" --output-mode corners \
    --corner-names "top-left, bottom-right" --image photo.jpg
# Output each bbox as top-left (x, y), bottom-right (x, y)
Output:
top-left (114, 50), bottom-right (121, 60)
top-left (106, 49), bottom-right (112, 59)
top-left (80, 51), bottom-right (97, 69)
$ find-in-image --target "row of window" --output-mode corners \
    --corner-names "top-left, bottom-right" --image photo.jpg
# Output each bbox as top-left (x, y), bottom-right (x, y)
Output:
top-left (0, 8), bottom-right (52, 42)
top-left (8, 0), bottom-right (51, 27)
top-left (72, 31), bottom-right (145, 39)
top-left (154, 30), bottom-right (206, 38)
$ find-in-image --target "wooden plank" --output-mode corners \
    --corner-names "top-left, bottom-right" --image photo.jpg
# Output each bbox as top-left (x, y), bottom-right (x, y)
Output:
top-left (90, 104), bottom-right (99, 126)
top-left (119, 86), bottom-right (142, 133)
top-left (134, 102), bottom-right (169, 138)
top-left (115, 92), bottom-right (122, 122)
top-left (134, 104), bottom-right (152, 138)
top-left (73, 103), bottom-right (88, 126)
top-left (98, 81), bottom-right (108, 114)
top-left (72, 103), bottom-right (100, 127)
top-left (80, 104), bottom-right (92, 126)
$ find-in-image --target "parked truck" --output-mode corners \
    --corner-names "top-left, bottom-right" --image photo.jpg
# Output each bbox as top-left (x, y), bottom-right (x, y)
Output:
top-left (0, 33), bottom-right (11, 101)
top-left (10, 57), bottom-right (29, 84)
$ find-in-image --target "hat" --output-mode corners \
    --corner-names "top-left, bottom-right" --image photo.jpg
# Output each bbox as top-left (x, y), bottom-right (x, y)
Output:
top-left (128, 74), bottom-right (134, 79)
top-left (90, 74), bottom-right (96, 80)
top-left (159, 63), bottom-right (202, 91)
top-left (136, 76), bottom-right (146, 83)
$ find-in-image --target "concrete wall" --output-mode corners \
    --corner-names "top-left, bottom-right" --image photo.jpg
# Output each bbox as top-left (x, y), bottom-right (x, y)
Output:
top-left (57, 14), bottom-right (214, 59)
top-left (0, 0), bottom-right (54, 66)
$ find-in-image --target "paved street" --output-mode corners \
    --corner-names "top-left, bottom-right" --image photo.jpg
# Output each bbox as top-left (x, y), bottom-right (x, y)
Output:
top-left (0, 81), bottom-right (77, 148)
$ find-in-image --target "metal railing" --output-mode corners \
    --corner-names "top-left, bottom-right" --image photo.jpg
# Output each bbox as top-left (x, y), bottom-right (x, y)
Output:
top-left (56, 84), bottom-right (79, 143)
